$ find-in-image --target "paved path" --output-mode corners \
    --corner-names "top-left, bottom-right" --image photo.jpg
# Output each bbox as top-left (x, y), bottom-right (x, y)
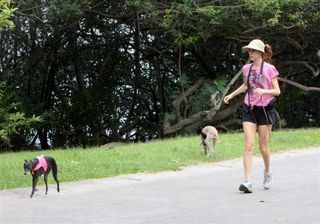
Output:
top-left (1, 148), bottom-right (319, 224)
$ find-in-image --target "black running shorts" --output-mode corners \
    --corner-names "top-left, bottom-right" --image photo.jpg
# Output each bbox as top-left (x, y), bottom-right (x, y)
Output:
top-left (242, 103), bottom-right (276, 125)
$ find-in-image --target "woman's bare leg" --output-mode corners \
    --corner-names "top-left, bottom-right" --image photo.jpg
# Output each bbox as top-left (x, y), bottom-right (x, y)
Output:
top-left (242, 121), bottom-right (257, 180)
top-left (257, 125), bottom-right (272, 173)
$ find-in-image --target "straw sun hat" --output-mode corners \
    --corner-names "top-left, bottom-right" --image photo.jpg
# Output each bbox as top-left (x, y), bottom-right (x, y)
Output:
top-left (242, 39), bottom-right (265, 53)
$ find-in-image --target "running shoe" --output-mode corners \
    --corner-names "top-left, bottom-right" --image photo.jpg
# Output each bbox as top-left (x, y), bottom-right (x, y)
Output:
top-left (263, 172), bottom-right (273, 189)
top-left (239, 180), bottom-right (252, 193)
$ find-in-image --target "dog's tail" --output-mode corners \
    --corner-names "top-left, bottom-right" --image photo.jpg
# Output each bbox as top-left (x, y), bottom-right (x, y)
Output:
top-left (51, 159), bottom-right (60, 192)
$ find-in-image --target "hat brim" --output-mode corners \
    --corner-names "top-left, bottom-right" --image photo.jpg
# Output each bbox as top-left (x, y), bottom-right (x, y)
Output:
top-left (242, 46), bottom-right (264, 53)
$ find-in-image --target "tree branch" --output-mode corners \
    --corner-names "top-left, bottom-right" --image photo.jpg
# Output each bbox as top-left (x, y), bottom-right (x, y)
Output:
top-left (278, 77), bottom-right (320, 92)
top-left (278, 61), bottom-right (319, 77)
top-left (163, 65), bottom-right (246, 135)
top-left (171, 78), bottom-right (211, 121)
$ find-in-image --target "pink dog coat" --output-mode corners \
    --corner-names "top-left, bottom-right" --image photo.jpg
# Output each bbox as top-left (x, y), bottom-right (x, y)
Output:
top-left (33, 156), bottom-right (48, 172)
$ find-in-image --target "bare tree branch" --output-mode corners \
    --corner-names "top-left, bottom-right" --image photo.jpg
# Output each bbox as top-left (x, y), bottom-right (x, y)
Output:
top-left (164, 110), bottom-right (207, 135)
top-left (164, 65), bottom-right (246, 135)
top-left (216, 119), bottom-right (242, 131)
top-left (279, 61), bottom-right (319, 77)
top-left (217, 62), bottom-right (248, 109)
top-left (171, 78), bottom-right (211, 121)
top-left (278, 77), bottom-right (320, 92)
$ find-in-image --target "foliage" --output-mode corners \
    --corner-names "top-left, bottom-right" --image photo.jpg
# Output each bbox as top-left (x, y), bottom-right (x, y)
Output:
top-left (240, 0), bottom-right (320, 30)
top-left (0, 0), bottom-right (15, 29)
top-left (128, 0), bottom-right (320, 44)
top-left (0, 83), bottom-right (43, 149)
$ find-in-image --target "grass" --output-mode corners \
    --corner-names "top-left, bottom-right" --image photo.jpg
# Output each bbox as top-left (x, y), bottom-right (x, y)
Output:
top-left (0, 128), bottom-right (319, 190)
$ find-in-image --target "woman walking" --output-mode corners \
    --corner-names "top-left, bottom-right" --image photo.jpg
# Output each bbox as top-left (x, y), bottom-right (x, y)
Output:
top-left (224, 39), bottom-right (281, 193)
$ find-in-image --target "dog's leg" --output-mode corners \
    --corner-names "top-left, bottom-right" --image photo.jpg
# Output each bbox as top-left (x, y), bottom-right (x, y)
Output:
top-left (202, 138), bottom-right (210, 156)
top-left (44, 172), bottom-right (49, 195)
top-left (207, 145), bottom-right (212, 157)
top-left (205, 136), bottom-right (212, 157)
top-left (200, 132), bottom-right (208, 156)
top-left (203, 142), bottom-right (208, 156)
top-left (199, 139), bottom-right (204, 154)
top-left (212, 141), bottom-right (216, 158)
top-left (53, 174), bottom-right (60, 193)
top-left (200, 136), bottom-right (207, 156)
top-left (204, 144), bottom-right (208, 156)
top-left (31, 176), bottom-right (39, 198)
top-left (51, 159), bottom-right (60, 193)
top-left (216, 133), bottom-right (221, 144)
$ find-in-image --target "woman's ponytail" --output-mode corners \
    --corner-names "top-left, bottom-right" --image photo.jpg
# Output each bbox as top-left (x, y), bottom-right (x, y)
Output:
top-left (263, 44), bottom-right (273, 63)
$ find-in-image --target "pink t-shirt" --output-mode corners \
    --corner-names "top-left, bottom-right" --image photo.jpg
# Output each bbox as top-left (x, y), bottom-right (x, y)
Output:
top-left (33, 156), bottom-right (48, 172)
top-left (242, 62), bottom-right (279, 107)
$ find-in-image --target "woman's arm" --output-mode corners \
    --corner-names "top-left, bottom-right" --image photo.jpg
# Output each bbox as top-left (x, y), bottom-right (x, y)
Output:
top-left (254, 77), bottom-right (281, 96)
top-left (224, 82), bottom-right (248, 104)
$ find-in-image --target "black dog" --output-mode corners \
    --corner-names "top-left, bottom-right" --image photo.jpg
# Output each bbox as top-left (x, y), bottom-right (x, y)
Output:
top-left (23, 155), bottom-right (60, 198)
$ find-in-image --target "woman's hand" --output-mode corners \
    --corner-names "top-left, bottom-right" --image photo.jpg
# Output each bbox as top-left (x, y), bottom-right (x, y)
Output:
top-left (254, 86), bottom-right (281, 96)
top-left (224, 94), bottom-right (233, 104)
top-left (254, 87), bottom-right (265, 95)
top-left (224, 83), bottom-right (248, 105)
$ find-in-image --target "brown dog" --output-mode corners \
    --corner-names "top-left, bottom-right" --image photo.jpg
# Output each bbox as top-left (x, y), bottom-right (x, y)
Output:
top-left (200, 126), bottom-right (219, 157)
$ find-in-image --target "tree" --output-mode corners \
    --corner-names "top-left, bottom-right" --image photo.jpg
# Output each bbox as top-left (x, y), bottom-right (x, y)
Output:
top-left (0, 0), bottom-right (43, 150)
top-left (0, 82), bottom-right (42, 150)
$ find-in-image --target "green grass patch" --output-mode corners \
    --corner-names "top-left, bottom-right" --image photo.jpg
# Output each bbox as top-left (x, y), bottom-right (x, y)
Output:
top-left (0, 128), bottom-right (319, 190)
